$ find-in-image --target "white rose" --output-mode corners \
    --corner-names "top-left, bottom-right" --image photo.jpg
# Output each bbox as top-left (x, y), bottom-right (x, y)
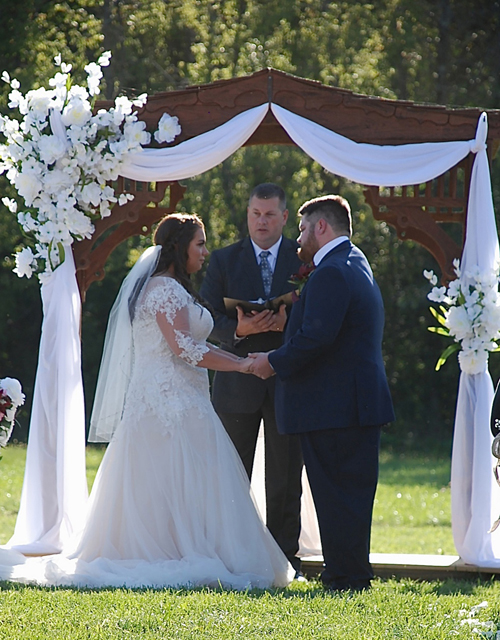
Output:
top-left (0, 377), bottom-right (25, 407)
top-left (154, 112), bottom-right (181, 144)
top-left (38, 134), bottom-right (67, 165)
top-left (61, 98), bottom-right (92, 127)
top-left (13, 247), bottom-right (35, 278)
top-left (43, 167), bottom-right (74, 193)
top-left (65, 209), bottom-right (94, 238)
top-left (14, 171), bottom-right (43, 206)
top-left (445, 305), bottom-right (472, 341)
top-left (458, 349), bottom-right (489, 375)
top-left (80, 182), bottom-right (103, 206)
top-left (26, 87), bottom-right (54, 120)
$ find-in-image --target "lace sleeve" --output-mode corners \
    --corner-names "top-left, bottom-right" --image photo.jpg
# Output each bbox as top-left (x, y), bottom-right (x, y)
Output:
top-left (143, 277), bottom-right (210, 366)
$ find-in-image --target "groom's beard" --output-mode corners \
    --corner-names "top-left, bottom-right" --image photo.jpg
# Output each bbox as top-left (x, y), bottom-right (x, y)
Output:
top-left (297, 236), bottom-right (319, 264)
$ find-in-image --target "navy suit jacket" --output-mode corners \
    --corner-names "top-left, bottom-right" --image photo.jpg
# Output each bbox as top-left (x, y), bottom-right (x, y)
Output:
top-left (269, 240), bottom-right (395, 434)
top-left (200, 236), bottom-right (302, 414)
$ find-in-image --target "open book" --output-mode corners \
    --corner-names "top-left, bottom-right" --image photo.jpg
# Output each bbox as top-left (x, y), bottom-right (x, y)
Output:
top-left (223, 292), bottom-right (294, 318)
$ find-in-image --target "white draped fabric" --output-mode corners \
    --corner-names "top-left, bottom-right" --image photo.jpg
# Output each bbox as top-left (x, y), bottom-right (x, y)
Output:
top-left (11, 101), bottom-right (499, 566)
top-left (120, 104), bottom-right (269, 182)
top-left (450, 115), bottom-right (500, 566)
top-left (7, 252), bottom-right (88, 554)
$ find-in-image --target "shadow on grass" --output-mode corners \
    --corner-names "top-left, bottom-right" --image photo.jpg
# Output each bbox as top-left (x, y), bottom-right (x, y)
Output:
top-left (1, 576), bottom-right (497, 599)
top-left (379, 451), bottom-right (451, 488)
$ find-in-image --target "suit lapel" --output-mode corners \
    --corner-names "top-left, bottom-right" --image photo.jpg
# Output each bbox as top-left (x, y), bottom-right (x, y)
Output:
top-left (270, 238), bottom-right (298, 298)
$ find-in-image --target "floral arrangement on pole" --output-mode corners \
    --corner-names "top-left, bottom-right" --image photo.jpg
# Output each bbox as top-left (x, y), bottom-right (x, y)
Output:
top-left (0, 52), bottom-right (181, 282)
top-left (0, 377), bottom-right (25, 449)
top-left (424, 259), bottom-right (500, 375)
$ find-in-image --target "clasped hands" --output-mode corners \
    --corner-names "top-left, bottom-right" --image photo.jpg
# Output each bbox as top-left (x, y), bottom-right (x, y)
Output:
top-left (239, 352), bottom-right (274, 379)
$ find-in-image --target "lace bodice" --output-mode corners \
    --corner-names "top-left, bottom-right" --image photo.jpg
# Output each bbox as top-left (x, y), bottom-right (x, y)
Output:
top-left (119, 276), bottom-right (214, 438)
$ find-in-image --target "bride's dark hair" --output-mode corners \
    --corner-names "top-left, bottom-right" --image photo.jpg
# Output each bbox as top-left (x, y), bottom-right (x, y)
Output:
top-left (152, 213), bottom-right (206, 303)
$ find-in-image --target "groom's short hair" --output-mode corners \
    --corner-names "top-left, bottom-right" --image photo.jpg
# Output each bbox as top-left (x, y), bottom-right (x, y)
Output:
top-left (298, 195), bottom-right (352, 237)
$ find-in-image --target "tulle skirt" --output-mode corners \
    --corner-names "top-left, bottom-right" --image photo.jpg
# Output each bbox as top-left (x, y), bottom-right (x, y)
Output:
top-left (0, 405), bottom-right (293, 589)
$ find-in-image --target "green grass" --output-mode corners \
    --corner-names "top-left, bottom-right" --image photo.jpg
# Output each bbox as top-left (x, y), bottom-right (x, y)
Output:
top-left (1, 578), bottom-right (500, 639)
top-left (0, 445), bottom-right (456, 554)
top-left (372, 451), bottom-right (454, 555)
top-left (2, 445), bottom-right (500, 640)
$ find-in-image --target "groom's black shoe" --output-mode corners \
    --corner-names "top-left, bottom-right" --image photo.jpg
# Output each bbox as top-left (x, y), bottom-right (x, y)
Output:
top-left (322, 581), bottom-right (371, 593)
top-left (320, 573), bottom-right (371, 593)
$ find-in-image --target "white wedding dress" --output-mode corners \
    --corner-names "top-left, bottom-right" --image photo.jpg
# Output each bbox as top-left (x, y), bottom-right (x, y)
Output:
top-left (0, 276), bottom-right (293, 589)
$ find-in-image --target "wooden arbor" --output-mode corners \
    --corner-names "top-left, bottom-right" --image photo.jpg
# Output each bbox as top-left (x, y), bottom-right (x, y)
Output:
top-left (73, 69), bottom-right (500, 299)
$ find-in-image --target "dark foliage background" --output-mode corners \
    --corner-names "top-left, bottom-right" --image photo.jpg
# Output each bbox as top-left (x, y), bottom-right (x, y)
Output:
top-left (1, 0), bottom-right (499, 452)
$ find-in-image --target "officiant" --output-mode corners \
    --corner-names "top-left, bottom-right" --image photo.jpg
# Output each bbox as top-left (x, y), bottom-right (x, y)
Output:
top-left (200, 183), bottom-right (304, 574)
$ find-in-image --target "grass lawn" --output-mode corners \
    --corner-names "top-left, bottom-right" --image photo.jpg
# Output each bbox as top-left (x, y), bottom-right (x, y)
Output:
top-left (3, 444), bottom-right (498, 640)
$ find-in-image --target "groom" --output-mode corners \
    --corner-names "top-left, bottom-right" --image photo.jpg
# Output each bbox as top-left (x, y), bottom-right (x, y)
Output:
top-left (250, 194), bottom-right (395, 591)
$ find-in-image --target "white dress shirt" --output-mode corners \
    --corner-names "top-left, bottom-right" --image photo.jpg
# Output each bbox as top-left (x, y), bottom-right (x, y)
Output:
top-left (251, 237), bottom-right (283, 273)
top-left (313, 235), bottom-right (350, 266)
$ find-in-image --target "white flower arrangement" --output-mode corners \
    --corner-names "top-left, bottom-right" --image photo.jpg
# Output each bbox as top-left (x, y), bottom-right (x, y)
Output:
top-left (0, 52), bottom-right (181, 282)
top-left (0, 377), bottom-right (25, 449)
top-left (424, 259), bottom-right (500, 374)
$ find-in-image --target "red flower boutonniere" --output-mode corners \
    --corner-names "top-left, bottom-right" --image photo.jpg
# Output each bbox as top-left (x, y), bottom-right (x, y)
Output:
top-left (289, 262), bottom-right (315, 302)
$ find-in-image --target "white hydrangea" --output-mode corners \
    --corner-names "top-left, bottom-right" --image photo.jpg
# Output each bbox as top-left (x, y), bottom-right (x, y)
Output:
top-left (425, 260), bottom-right (500, 374)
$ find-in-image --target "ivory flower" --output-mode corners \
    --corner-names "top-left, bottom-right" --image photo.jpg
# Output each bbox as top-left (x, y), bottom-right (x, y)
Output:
top-left (426, 259), bottom-right (500, 373)
top-left (154, 112), bottom-right (181, 144)
top-left (1, 52), bottom-right (181, 281)
top-left (13, 247), bottom-right (36, 278)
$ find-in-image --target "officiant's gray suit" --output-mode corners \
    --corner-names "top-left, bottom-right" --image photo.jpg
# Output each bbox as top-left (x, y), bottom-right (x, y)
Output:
top-left (200, 235), bottom-right (303, 570)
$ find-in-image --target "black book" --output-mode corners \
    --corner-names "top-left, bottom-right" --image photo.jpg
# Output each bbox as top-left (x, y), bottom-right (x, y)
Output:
top-left (223, 292), bottom-right (293, 318)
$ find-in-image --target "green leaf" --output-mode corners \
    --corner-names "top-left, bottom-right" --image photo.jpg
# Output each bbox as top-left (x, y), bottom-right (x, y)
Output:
top-left (57, 243), bottom-right (65, 265)
top-left (429, 306), bottom-right (447, 326)
top-left (428, 326), bottom-right (450, 336)
top-left (435, 343), bottom-right (460, 371)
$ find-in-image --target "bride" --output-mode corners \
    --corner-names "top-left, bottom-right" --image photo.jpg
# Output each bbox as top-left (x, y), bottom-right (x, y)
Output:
top-left (0, 213), bottom-right (294, 589)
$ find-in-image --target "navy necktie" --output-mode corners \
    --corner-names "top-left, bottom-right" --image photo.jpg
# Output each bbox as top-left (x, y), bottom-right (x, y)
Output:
top-left (259, 250), bottom-right (272, 298)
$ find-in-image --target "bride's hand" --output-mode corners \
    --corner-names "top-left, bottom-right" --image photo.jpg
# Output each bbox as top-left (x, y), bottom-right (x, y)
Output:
top-left (237, 356), bottom-right (255, 374)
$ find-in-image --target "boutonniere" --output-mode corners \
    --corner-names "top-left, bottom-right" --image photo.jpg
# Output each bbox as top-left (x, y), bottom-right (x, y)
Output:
top-left (289, 262), bottom-right (315, 302)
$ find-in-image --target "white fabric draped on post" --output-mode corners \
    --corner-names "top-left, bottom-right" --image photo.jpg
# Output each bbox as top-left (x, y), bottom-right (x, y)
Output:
top-left (7, 252), bottom-right (88, 554)
top-left (11, 101), bottom-right (500, 565)
top-left (450, 114), bottom-right (500, 566)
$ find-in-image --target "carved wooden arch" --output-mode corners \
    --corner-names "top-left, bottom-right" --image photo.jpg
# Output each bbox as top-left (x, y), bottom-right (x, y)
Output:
top-left (73, 68), bottom-right (500, 298)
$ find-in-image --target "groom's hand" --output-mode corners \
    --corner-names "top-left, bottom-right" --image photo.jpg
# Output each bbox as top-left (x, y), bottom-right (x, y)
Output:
top-left (248, 352), bottom-right (275, 379)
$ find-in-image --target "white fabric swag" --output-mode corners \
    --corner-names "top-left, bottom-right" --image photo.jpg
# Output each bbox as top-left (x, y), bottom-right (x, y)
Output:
top-left (8, 103), bottom-right (500, 568)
